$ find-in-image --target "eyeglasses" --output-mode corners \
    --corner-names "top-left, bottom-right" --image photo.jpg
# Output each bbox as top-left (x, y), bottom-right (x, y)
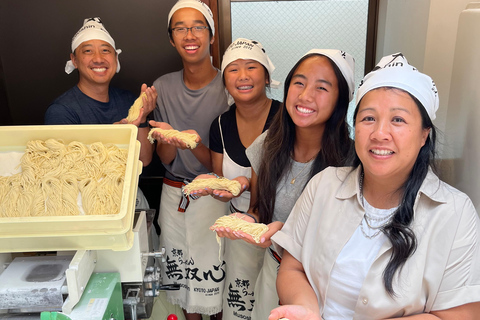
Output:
top-left (171, 26), bottom-right (209, 38)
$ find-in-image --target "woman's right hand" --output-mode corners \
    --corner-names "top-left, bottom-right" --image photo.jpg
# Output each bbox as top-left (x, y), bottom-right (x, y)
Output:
top-left (269, 305), bottom-right (321, 320)
top-left (232, 176), bottom-right (250, 195)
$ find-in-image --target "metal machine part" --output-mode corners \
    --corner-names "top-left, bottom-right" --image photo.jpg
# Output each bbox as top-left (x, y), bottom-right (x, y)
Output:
top-left (0, 210), bottom-right (180, 320)
top-left (122, 240), bottom-right (180, 319)
top-left (0, 256), bottom-right (72, 313)
top-left (119, 210), bottom-right (179, 320)
top-left (0, 315), bottom-right (43, 319)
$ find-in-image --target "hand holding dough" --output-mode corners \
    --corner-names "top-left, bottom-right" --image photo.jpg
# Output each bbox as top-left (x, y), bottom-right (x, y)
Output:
top-left (212, 214), bottom-right (268, 244)
top-left (126, 92), bottom-right (147, 122)
top-left (147, 128), bottom-right (198, 149)
top-left (183, 176), bottom-right (241, 196)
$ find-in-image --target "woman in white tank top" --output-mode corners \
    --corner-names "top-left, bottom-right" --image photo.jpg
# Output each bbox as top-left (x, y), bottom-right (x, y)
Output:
top-left (187, 38), bottom-right (280, 320)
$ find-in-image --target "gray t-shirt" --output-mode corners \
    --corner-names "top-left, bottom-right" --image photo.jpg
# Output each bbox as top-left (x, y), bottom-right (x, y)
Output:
top-left (153, 69), bottom-right (229, 180)
top-left (246, 131), bottom-right (313, 223)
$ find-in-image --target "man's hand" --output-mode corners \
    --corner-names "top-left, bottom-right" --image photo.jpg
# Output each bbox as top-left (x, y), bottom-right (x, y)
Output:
top-left (137, 83), bottom-right (157, 123)
top-left (116, 83), bottom-right (157, 126)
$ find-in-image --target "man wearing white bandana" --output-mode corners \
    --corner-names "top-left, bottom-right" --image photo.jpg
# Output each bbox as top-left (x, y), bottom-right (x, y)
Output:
top-left (140, 1), bottom-right (229, 319)
top-left (45, 17), bottom-right (157, 209)
top-left (45, 17), bottom-right (156, 128)
top-left (269, 53), bottom-right (480, 320)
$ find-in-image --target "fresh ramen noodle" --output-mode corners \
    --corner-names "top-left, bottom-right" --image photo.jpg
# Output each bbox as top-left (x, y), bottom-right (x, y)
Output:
top-left (183, 176), bottom-right (241, 196)
top-left (212, 214), bottom-right (269, 262)
top-left (213, 214), bottom-right (268, 244)
top-left (126, 92), bottom-right (147, 122)
top-left (147, 128), bottom-right (198, 149)
top-left (0, 139), bottom-right (127, 217)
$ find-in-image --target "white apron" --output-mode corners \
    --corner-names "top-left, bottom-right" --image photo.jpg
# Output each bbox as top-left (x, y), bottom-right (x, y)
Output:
top-left (159, 179), bottom-right (229, 315)
top-left (251, 248), bottom-right (281, 320)
top-left (219, 116), bottom-right (266, 320)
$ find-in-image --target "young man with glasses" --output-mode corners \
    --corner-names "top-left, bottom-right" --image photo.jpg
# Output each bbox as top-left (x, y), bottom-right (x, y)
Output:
top-left (141, 1), bottom-right (229, 319)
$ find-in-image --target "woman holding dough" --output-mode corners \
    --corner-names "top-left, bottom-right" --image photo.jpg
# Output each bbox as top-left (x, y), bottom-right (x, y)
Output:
top-left (212, 49), bottom-right (356, 320)
top-left (189, 37), bottom-right (281, 320)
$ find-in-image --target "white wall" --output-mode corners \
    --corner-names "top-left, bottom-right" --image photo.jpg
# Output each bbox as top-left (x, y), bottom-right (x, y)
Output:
top-left (376, 0), bottom-right (430, 70)
top-left (376, 0), bottom-right (473, 134)
top-left (377, 0), bottom-right (480, 206)
top-left (423, 0), bottom-right (474, 133)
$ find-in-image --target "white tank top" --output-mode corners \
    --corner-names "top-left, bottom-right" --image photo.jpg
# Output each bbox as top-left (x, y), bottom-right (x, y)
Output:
top-left (218, 115), bottom-right (251, 212)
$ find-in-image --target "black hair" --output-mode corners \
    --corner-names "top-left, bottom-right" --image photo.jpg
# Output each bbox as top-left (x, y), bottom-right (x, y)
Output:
top-left (255, 53), bottom-right (353, 224)
top-left (352, 87), bottom-right (438, 296)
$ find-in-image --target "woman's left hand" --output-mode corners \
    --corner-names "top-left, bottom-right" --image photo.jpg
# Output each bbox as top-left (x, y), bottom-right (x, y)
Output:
top-left (210, 212), bottom-right (256, 240)
top-left (233, 221), bottom-right (284, 248)
top-left (207, 175), bottom-right (249, 199)
top-left (188, 174), bottom-right (232, 202)
top-left (233, 176), bottom-right (250, 195)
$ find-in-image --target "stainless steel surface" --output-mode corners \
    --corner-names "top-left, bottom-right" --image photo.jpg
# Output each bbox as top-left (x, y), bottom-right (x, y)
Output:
top-left (0, 314), bottom-right (41, 319)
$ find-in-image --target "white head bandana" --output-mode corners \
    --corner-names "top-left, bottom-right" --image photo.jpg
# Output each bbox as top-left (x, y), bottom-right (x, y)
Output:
top-left (168, 0), bottom-right (215, 37)
top-left (65, 17), bottom-right (121, 74)
top-left (221, 38), bottom-right (280, 88)
top-left (303, 49), bottom-right (356, 102)
top-left (356, 53), bottom-right (439, 120)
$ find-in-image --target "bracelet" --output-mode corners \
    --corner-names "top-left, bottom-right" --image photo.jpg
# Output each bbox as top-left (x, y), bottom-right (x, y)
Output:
top-left (241, 212), bottom-right (258, 223)
top-left (138, 121), bottom-right (149, 128)
top-left (208, 172), bottom-right (221, 178)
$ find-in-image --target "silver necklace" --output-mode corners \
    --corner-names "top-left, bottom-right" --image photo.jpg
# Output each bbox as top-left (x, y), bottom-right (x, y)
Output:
top-left (359, 171), bottom-right (397, 239)
top-left (360, 221), bottom-right (384, 239)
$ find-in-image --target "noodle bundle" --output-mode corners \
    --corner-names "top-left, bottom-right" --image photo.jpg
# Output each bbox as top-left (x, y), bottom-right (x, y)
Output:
top-left (212, 214), bottom-right (268, 244)
top-left (147, 128), bottom-right (198, 149)
top-left (183, 176), bottom-right (241, 196)
top-left (0, 139), bottom-right (127, 217)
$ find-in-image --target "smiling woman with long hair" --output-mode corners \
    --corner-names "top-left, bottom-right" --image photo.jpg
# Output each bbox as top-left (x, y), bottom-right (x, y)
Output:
top-left (213, 49), bottom-right (356, 320)
top-left (269, 53), bottom-right (480, 320)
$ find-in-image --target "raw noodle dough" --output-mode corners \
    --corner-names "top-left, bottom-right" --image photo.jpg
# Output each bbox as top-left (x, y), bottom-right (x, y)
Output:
top-left (212, 213), bottom-right (268, 262)
top-left (126, 92), bottom-right (147, 122)
top-left (147, 128), bottom-right (198, 149)
top-left (183, 176), bottom-right (241, 196)
top-left (212, 214), bottom-right (268, 244)
top-left (0, 139), bottom-right (127, 217)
